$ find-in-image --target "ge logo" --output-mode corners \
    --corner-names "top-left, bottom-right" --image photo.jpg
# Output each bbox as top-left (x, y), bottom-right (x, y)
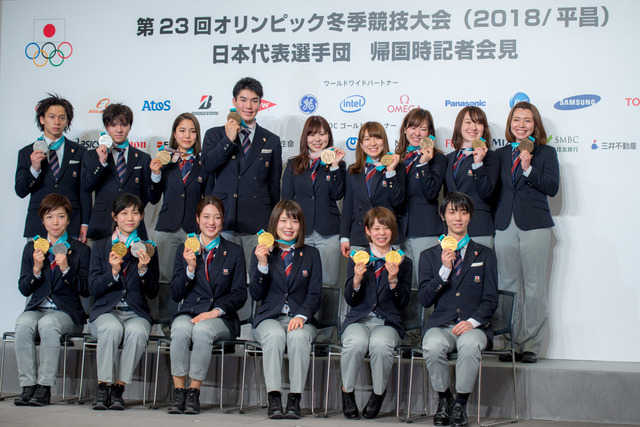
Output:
top-left (299, 94), bottom-right (318, 115)
top-left (346, 137), bottom-right (358, 151)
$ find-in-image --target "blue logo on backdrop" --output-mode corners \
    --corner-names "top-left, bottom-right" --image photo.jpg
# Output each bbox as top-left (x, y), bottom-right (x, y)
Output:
top-left (509, 92), bottom-right (529, 108)
top-left (142, 100), bottom-right (171, 111)
top-left (554, 94), bottom-right (601, 110)
top-left (340, 95), bottom-right (366, 113)
top-left (346, 137), bottom-right (358, 151)
top-left (299, 94), bottom-right (318, 115)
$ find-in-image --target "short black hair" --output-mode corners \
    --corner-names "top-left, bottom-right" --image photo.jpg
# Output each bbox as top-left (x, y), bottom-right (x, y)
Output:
top-left (439, 191), bottom-right (475, 218)
top-left (232, 77), bottom-right (263, 99)
top-left (102, 103), bottom-right (133, 127)
top-left (36, 93), bottom-right (74, 132)
top-left (112, 193), bottom-right (144, 217)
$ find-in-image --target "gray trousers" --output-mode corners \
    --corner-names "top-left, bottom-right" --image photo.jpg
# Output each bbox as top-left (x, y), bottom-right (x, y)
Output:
top-left (495, 217), bottom-right (551, 354)
top-left (470, 235), bottom-right (494, 249)
top-left (170, 314), bottom-right (232, 381)
top-left (253, 316), bottom-right (317, 394)
top-left (89, 310), bottom-right (151, 384)
top-left (152, 230), bottom-right (187, 324)
top-left (305, 231), bottom-right (340, 287)
top-left (221, 231), bottom-right (258, 281)
top-left (14, 309), bottom-right (81, 387)
top-left (340, 317), bottom-right (401, 395)
top-left (403, 236), bottom-right (440, 289)
top-left (422, 325), bottom-right (487, 394)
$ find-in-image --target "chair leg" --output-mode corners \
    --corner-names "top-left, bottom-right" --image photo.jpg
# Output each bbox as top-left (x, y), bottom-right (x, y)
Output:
top-left (477, 352), bottom-right (519, 427)
top-left (78, 342), bottom-right (87, 404)
top-left (0, 337), bottom-right (7, 400)
top-left (151, 343), bottom-right (162, 409)
top-left (396, 352), bottom-right (403, 421)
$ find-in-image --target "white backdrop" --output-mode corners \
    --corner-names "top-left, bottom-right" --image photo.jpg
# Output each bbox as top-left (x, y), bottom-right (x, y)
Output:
top-left (1, 0), bottom-right (638, 362)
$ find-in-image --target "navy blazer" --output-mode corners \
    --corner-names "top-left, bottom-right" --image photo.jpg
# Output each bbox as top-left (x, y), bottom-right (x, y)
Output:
top-left (149, 155), bottom-right (210, 233)
top-left (418, 240), bottom-right (498, 346)
top-left (170, 238), bottom-right (247, 338)
top-left (494, 144), bottom-right (559, 231)
top-left (249, 245), bottom-right (322, 327)
top-left (281, 158), bottom-right (346, 237)
top-left (340, 166), bottom-right (406, 246)
top-left (19, 238), bottom-right (90, 324)
top-left (81, 146), bottom-right (152, 240)
top-left (400, 152), bottom-right (447, 238)
top-left (201, 125), bottom-right (282, 234)
top-left (444, 150), bottom-right (499, 237)
top-left (88, 237), bottom-right (159, 323)
top-left (15, 138), bottom-right (92, 237)
top-left (342, 252), bottom-right (412, 338)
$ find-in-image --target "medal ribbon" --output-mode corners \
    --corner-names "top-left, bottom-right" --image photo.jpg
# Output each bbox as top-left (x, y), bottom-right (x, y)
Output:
top-left (275, 237), bottom-right (297, 246)
top-left (198, 234), bottom-right (220, 282)
top-left (438, 234), bottom-right (470, 250)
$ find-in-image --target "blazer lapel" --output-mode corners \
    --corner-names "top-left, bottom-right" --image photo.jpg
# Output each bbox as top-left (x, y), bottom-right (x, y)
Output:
top-left (271, 250), bottom-right (288, 284)
top-left (183, 157), bottom-right (203, 188)
top-left (455, 241), bottom-right (479, 289)
top-left (287, 248), bottom-right (304, 285)
top-left (368, 170), bottom-right (383, 200)
top-left (240, 127), bottom-right (265, 174)
top-left (120, 147), bottom-right (140, 185)
top-left (206, 240), bottom-right (227, 286)
top-left (313, 164), bottom-right (328, 191)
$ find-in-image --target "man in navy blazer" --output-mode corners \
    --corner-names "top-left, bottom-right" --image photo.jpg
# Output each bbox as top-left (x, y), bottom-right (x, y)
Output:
top-left (419, 192), bottom-right (498, 427)
top-left (81, 104), bottom-right (153, 240)
top-left (15, 94), bottom-right (91, 240)
top-left (201, 77), bottom-right (282, 267)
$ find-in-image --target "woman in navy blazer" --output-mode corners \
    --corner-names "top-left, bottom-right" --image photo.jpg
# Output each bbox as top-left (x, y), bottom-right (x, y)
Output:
top-left (149, 113), bottom-right (210, 320)
top-left (494, 102), bottom-right (559, 363)
top-left (394, 108), bottom-right (446, 287)
top-left (444, 106), bottom-right (499, 248)
top-left (340, 121), bottom-right (405, 258)
top-left (281, 115), bottom-right (346, 286)
top-left (340, 207), bottom-right (412, 419)
top-left (14, 194), bottom-right (90, 406)
top-left (88, 194), bottom-right (159, 410)
top-left (167, 195), bottom-right (247, 415)
top-left (249, 200), bottom-right (322, 419)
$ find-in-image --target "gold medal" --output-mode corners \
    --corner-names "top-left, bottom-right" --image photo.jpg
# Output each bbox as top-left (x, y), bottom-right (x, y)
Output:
top-left (227, 111), bottom-right (242, 126)
top-left (472, 138), bottom-right (486, 149)
top-left (156, 150), bottom-right (172, 165)
top-left (184, 236), bottom-right (201, 254)
top-left (440, 236), bottom-right (458, 251)
top-left (320, 149), bottom-right (336, 165)
top-left (33, 238), bottom-right (50, 253)
top-left (111, 242), bottom-right (128, 257)
top-left (380, 154), bottom-right (394, 167)
top-left (351, 250), bottom-right (370, 264)
top-left (257, 232), bottom-right (275, 247)
top-left (518, 139), bottom-right (534, 153)
top-left (144, 242), bottom-right (156, 257)
top-left (385, 250), bottom-right (403, 264)
top-left (419, 137), bottom-right (435, 150)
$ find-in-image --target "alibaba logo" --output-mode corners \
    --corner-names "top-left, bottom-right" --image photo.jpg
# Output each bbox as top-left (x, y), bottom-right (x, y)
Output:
top-left (96, 98), bottom-right (110, 109)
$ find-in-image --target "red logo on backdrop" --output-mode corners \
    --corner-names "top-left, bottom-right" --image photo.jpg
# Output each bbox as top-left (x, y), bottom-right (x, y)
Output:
top-left (25, 19), bottom-right (73, 67)
top-left (445, 138), bottom-right (454, 148)
top-left (259, 99), bottom-right (276, 111)
top-left (89, 98), bottom-right (110, 114)
top-left (625, 98), bottom-right (640, 106)
top-left (387, 95), bottom-right (421, 113)
top-left (130, 141), bottom-right (147, 149)
top-left (156, 141), bottom-right (169, 149)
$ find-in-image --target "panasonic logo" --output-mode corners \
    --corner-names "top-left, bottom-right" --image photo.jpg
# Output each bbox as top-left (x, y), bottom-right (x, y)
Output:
top-left (554, 94), bottom-right (601, 110)
top-left (340, 95), bottom-right (366, 113)
top-left (444, 100), bottom-right (486, 107)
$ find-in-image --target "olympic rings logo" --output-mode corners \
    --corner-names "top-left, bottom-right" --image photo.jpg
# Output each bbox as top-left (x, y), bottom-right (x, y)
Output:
top-left (25, 41), bottom-right (73, 67)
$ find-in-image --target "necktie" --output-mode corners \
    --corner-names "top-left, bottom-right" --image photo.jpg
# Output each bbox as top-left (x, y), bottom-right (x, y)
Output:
top-left (203, 247), bottom-right (217, 282)
top-left (310, 158), bottom-right (320, 183)
top-left (241, 129), bottom-right (251, 156)
top-left (365, 163), bottom-right (376, 195)
top-left (281, 248), bottom-right (293, 278)
top-left (48, 246), bottom-right (56, 280)
top-left (114, 147), bottom-right (126, 183)
top-left (49, 150), bottom-right (60, 182)
top-left (454, 250), bottom-right (462, 277)
top-left (374, 258), bottom-right (385, 285)
top-left (179, 157), bottom-right (194, 184)
top-left (404, 151), bottom-right (420, 174)
top-left (452, 151), bottom-right (466, 179)
top-left (511, 148), bottom-right (521, 184)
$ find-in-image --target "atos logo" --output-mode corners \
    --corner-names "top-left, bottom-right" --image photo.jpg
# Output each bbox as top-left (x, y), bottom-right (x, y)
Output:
top-left (340, 95), bottom-right (366, 113)
top-left (89, 98), bottom-right (110, 114)
top-left (387, 95), bottom-right (420, 113)
top-left (142, 100), bottom-right (171, 111)
top-left (199, 95), bottom-right (212, 110)
top-left (299, 94), bottom-right (318, 115)
top-left (509, 92), bottom-right (530, 108)
top-left (554, 94), bottom-right (600, 110)
top-left (346, 137), bottom-right (358, 151)
top-left (259, 99), bottom-right (277, 111)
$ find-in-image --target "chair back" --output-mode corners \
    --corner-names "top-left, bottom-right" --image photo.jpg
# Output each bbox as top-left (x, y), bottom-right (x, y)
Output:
top-left (237, 292), bottom-right (256, 326)
top-left (315, 286), bottom-right (342, 330)
top-left (492, 289), bottom-right (517, 338)
top-left (400, 289), bottom-right (424, 333)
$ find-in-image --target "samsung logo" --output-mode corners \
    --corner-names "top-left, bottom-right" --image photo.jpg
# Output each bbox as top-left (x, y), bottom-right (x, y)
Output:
top-left (340, 95), bottom-right (366, 113)
top-left (554, 94), bottom-right (600, 110)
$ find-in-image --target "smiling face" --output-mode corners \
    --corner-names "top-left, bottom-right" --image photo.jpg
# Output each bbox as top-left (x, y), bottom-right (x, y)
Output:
top-left (112, 205), bottom-right (142, 236)
top-left (365, 218), bottom-right (393, 252)
top-left (197, 204), bottom-right (223, 242)
top-left (307, 129), bottom-right (330, 154)
top-left (39, 105), bottom-right (68, 140)
top-left (361, 130), bottom-right (385, 159)
top-left (404, 120), bottom-right (430, 147)
top-left (276, 211), bottom-right (300, 243)
top-left (460, 112), bottom-right (485, 146)
top-left (232, 89), bottom-right (261, 125)
top-left (442, 202), bottom-right (471, 239)
top-left (174, 119), bottom-right (197, 152)
top-left (510, 108), bottom-right (535, 143)
top-left (42, 207), bottom-right (70, 241)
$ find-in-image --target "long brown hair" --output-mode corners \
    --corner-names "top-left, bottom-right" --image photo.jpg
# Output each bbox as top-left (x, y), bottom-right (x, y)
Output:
top-left (291, 116), bottom-right (334, 175)
top-left (267, 200), bottom-right (306, 248)
top-left (169, 112), bottom-right (202, 155)
top-left (505, 102), bottom-right (547, 146)
top-left (395, 108), bottom-right (437, 155)
top-left (451, 106), bottom-right (492, 150)
top-left (349, 121), bottom-right (389, 175)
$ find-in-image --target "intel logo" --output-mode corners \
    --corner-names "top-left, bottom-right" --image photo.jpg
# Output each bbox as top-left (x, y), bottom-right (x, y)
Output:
top-left (340, 95), bottom-right (366, 113)
top-left (554, 94), bottom-right (601, 110)
top-left (509, 92), bottom-right (530, 108)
